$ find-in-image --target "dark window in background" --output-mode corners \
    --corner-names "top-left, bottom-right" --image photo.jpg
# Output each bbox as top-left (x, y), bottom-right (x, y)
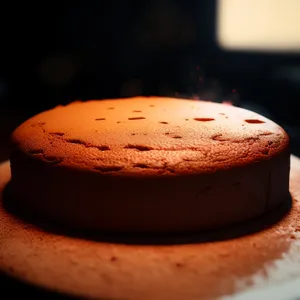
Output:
top-left (1, 0), bottom-right (300, 154)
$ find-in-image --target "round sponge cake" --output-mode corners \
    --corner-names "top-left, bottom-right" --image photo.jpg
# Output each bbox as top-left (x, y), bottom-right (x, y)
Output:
top-left (9, 97), bottom-right (290, 233)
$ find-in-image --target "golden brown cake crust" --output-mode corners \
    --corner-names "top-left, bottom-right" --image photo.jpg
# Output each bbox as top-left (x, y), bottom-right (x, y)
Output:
top-left (11, 97), bottom-right (289, 175)
top-left (9, 97), bottom-right (291, 232)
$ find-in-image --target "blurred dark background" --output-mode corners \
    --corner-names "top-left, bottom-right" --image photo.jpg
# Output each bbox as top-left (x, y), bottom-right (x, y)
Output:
top-left (1, 0), bottom-right (300, 161)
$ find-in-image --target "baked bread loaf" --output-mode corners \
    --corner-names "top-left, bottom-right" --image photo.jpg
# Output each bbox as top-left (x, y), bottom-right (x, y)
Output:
top-left (9, 97), bottom-right (290, 233)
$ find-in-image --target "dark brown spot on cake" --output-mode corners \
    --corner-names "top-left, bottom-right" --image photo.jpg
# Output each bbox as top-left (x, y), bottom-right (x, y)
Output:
top-left (117, 121), bottom-right (121, 124)
top-left (50, 132), bottom-right (64, 136)
top-left (67, 139), bottom-right (83, 145)
top-left (128, 117), bottom-right (146, 120)
top-left (172, 135), bottom-right (182, 139)
top-left (194, 118), bottom-right (215, 122)
top-left (262, 148), bottom-right (271, 155)
top-left (44, 156), bottom-right (64, 166)
top-left (110, 256), bottom-right (118, 262)
top-left (167, 168), bottom-right (176, 173)
top-left (244, 119), bottom-right (265, 124)
top-left (211, 134), bottom-right (227, 141)
top-left (31, 122), bottom-right (45, 128)
top-left (125, 144), bottom-right (153, 151)
top-left (159, 121), bottom-right (168, 124)
top-left (185, 119), bottom-right (189, 121)
top-left (149, 105), bottom-right (155, 107)
top-left (258, 131), bottom-right (272, 136)
top-left (94, 166), bottom-right (123, 172)
top-left (66, 139), bottom-right (110, 151)
top-left (134, 163), bottom-right (149, 169)
top-left (97, 146), bottom-right (110, 151)
top-left (28, 149), bottom-right (44, 155)
top-left (95, 118), bottom-right (106, 121)
top-left (216, 137), bottom-right (259, 144)
top-left (107, 107), bottom-right (115, 110)
top-left (175, 262), bottom-right (183, 268)
top-left (183, 157), bottom-right (193, 162)
top-left (132, 110), bottom-right (142, 113)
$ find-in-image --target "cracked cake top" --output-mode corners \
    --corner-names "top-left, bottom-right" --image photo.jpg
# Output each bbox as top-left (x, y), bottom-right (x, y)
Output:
top-left (11, 97), bottom-right (289, 176)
